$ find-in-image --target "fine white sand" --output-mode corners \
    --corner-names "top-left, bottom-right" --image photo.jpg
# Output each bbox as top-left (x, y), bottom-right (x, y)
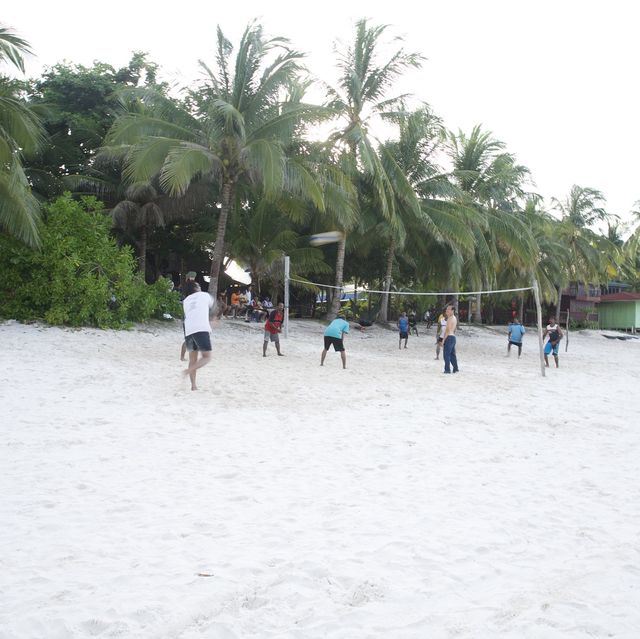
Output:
top-left (1, 318), bottom-right (640, 638)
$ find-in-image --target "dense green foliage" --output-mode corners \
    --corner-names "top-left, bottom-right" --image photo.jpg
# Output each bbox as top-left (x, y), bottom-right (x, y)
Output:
top-left (0, 194), bottom-right (180, 327)
top-left (1, 20), bottom-right (639, 329)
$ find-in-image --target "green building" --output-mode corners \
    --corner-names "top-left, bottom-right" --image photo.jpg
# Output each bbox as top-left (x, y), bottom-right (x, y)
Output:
top-left (598, 292), bottom-right (640, 332)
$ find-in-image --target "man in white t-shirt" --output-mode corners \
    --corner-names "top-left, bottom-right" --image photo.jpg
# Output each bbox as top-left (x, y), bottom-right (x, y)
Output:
top-left (182, 281), bottom-right (214, 390)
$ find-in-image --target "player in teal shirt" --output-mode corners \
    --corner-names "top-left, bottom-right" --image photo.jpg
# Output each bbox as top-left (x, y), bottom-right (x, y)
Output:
top-left (321, 316), bottom-right (350, 368)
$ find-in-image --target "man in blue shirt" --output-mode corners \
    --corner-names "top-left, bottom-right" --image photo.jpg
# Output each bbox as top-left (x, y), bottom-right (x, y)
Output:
top-left (398, 311), bottom-right (409, 349)
top-left (321, 314), bottom-right (350, 369)
top-left (507, 319), bottom-right (526, 358)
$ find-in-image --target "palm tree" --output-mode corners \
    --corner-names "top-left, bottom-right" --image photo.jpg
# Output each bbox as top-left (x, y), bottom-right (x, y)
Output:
top-left (551, 186), bottom-right (618, 321)
top-left (376, 105), bottom-right (477, 320)
top-left (552, 185), bottom-right (608, 228)
top-left (106, 23), bottom-right (323, 294)
top-left (226, 198), bottom-right (331, 298)
top-left (0, 25), bottom-right (44, 247)
top-left (325, 19), bottom-right (423, 319)
top-left (447, 126), bottom-right (537, 322)
top-left (621, 202), bottom-right (640, 289)
top-left (111, 182), bottom-right (165, 278)
top-left (0, 25), bottom-right (32, 73)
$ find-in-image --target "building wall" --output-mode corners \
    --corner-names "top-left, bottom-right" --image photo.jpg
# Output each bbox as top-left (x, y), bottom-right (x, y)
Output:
top-left (599, 302), bottom-right (640, 330)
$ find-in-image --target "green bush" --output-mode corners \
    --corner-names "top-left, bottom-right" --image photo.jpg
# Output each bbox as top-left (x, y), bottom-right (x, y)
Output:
top-left (0, 194), bottom-right (181, 328)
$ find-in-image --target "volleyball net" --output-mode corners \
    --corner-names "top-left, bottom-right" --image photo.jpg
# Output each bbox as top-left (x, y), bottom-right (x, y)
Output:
top-left (285, 269), bottom-right (548, 377)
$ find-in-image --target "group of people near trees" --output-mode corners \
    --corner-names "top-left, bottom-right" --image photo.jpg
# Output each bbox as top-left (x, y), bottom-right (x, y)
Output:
top-left (180, 278), bottom-right (565, 390)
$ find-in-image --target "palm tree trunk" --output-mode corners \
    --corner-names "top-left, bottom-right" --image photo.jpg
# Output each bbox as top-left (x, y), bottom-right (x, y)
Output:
top-left (328, 232), bottom-right (347, 320)
top-left (138, 226), bottom-right (147, 280)
top-left (474, 292), bottom-right (482, 323)
top-left (555, 284), bottom-right (562, 324)
top-left (209, 181), bottom-right (234, 295)
top-left (378, 237), bottom-right (395, 322)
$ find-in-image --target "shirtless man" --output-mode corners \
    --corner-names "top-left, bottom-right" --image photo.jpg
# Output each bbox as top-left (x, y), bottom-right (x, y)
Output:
top-left (442, 303), bottom-right (459, 374)
top-left (543, 316), bottom-right (563, 368)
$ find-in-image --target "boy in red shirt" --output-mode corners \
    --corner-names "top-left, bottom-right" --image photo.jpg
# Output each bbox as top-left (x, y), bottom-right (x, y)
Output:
top-left (263, 302), bottom-right (285, 357)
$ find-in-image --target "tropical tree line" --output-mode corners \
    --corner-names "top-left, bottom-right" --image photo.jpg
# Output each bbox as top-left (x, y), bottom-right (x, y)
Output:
top-left (2, 20), bottom-right (639, 326)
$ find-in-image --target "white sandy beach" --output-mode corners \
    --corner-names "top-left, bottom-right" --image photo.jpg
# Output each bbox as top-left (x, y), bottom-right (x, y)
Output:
top-left (1, 318), bottom-right (639, 638)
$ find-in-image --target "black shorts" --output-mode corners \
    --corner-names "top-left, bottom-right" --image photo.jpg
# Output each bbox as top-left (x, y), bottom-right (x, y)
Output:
top-left (185, 331), bottom-right (212, 352)
top-left (399, 331), bottom-right (408, 339)
top-left (324, 336), bottom-right (345, 352)
top-left (509, 340), bottom-right (523, 347)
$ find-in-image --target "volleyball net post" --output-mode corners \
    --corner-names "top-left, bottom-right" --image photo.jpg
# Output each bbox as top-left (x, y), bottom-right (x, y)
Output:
top-left (283, 255), bottom-right (290, 339)
top-left (286, 274), bottom-right (546, 375)
top-left (532, 278), bottom-right (546, 378)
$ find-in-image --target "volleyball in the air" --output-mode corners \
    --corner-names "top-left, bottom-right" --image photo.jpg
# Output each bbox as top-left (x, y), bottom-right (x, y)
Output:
top-left (309, 231), bottom-right (344, 246)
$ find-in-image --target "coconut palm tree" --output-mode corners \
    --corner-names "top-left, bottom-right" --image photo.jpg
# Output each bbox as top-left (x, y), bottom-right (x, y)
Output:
top-left (550, 186), bottom-right (618, 321)
top-left (226, 198), bottom-right (331, 298)
top-left (324, 19), bottom-right (423, 319)
top-left (106, 23), bottom-right (323, 295)
top-left (447, 125), bottom-right (537, 322)
top-left (376, 106), bottom-right (478, 320)
top-left (110, 181), bottom-right (165, 278)
top-left (0, 25), bottom-right (31, 73)
top-left (551, 185), bottom-right (608, 229)
top-left (0, 25), bottom-right (44, 247)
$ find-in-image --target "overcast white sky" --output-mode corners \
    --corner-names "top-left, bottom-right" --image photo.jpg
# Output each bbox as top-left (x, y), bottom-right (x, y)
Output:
top-left (4, 0), bottom-right (639, 225)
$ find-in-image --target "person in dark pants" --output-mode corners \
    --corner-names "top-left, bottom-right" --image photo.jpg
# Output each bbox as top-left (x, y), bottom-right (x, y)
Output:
top-left (408, 310), bottom-right (419, 337)
top-left (442, 303), bottom-right (459, 374)
top-left (397, 311), bottom-right (409, 349)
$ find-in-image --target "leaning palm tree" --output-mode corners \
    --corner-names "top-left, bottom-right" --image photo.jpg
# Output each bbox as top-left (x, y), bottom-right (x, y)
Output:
top-left (0, 25), bottom-right (44, 247)
top-left (324, 19), bottom-right (423, 319)
top-left (106, 23), bottom-right (322, 295)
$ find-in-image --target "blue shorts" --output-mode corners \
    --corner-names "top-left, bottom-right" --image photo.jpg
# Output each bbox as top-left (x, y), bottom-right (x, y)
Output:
top-left (544, 341), bottom-right (559, 356)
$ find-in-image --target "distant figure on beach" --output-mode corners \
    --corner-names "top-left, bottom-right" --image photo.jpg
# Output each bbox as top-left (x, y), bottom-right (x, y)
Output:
top-left (321, 314), bottom-right (350, 369)
top-left (435, 311), bottom-right (447, 359)
top-left (398, 311), bottom-right (409, 349)
top-left (182, 280), bottom-right (214, 391)
top-left (228, 290), bottom-right (241, 318)
top-left (443, 303), bottom-right (459, 374)
top-left (409, 310), bottom-right (419, 337)
top-left (507, 318), bottom-right (526, 357)
top-left (263, 302), bottom-right (285, 357)
top-left (543, 317), bottom-right (563, 368)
